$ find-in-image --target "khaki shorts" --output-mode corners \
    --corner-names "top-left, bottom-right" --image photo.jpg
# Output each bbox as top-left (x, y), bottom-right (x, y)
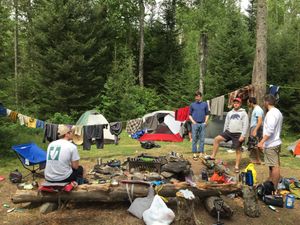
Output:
top-left (264, 145), bottom-right (281, 167)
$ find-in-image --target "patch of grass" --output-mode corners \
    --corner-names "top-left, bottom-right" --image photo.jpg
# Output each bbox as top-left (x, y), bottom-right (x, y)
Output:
top-left (1, 132), bottom-right (300, 177)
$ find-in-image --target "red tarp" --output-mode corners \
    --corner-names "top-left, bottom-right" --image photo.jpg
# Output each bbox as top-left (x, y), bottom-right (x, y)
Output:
top-left (139, 133), bottom-right (183, 142)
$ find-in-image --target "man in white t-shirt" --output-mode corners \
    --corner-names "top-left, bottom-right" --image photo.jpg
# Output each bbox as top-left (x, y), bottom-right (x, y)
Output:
top-left (45, 125), bottom-right (83, 183)
top-left (248, 97), bottom-right (264, 164)
top-left (258, 94), bottom-right (283, 189)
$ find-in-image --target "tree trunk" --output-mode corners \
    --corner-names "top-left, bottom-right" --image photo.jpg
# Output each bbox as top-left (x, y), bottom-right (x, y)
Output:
top-left (14, 0), bottom-right (19, 109)
top-left (251, 0), bottom-right (267, 106)
top-left (204, 196), bottom-right (233, 218)
top-left (242, 185), bottom-right (260, 217)
top-left (138, 0), bottom-right (145, 87)
top-left (12, 182), bottom-right (241, 204)
top-left (198, 32), bottom-right (208, 94)
top-left (175, 192), bottom-right (197, 225)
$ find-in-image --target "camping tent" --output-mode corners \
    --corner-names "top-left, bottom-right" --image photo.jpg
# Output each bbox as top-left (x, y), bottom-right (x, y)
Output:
top-left (288, 139), bottom-right (300, 157)
top-left (139, 110), bottom-right (184, 142)
top-left (76, 110), bottom-right (115, 143)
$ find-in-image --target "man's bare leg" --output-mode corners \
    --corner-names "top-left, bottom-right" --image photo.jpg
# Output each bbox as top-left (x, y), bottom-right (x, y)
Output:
top-left (270, 166), bottom-right (280, 189)
top-left (235, 148), bottom-right (242, 169)
top-left (211, 135), bottom-right (225, 158)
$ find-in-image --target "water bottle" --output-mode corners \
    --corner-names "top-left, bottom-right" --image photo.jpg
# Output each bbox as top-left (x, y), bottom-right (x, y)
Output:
top-left (201, 169), bottom-right (208, 181)
top-left (246, 170), bottom-right (253, 186)
top-left (285, 194), bottom-right (295, 209)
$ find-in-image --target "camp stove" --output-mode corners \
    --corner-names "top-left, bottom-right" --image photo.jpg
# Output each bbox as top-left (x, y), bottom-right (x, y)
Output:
top-left (127, 154), bottom-right (165, 174)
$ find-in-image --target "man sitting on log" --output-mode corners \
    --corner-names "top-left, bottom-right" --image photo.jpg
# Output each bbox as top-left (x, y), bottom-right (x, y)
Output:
top-left (44, 125), bottom-right (84, 183)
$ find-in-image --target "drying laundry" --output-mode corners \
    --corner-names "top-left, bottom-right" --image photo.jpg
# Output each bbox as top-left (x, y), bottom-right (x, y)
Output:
top-left (175, 106), bottom-right (190, 122)
top-left (126, 118), bottom-right (143, 135)
top-left (83, 124), bottom-right (106, 150)
top-left (210, 95), bottom-right (225, 119)
top-left (43, 123), bottom-right (58, 143)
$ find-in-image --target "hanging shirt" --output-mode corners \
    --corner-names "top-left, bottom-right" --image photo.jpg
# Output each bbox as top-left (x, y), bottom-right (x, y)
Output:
top-left (175, 106), bottom-right (190, 122)
top-left (9, 111), bottom-right (18, 122)
top-left (126, 118), bottom-right (143, 135)
top-left (210, 95), bottom-right (225, 119)
top-left (36, 120), bottom-right (45, 129)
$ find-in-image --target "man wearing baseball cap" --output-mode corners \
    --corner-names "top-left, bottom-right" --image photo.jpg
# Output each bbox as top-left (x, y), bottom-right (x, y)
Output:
top-left (206, 97), bottom-right (249, 173)
top-left (45, 125), bottom-right (84, 183)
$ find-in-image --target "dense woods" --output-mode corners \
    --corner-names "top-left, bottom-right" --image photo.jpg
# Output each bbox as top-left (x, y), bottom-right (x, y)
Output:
top-left (0, 0), bottom-right (299, 133)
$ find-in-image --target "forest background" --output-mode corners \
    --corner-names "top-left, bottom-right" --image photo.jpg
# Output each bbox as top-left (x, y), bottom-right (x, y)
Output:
top-left (0, 0), bottom-right (299, 154)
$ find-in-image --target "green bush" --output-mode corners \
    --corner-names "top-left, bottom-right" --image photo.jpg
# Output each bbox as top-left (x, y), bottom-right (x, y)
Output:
top-left (48, 112), bottom-right (75, 124)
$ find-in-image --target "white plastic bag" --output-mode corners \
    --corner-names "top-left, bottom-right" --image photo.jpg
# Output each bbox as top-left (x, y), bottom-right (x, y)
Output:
top-left (143, 195), bottom-right (175, 225)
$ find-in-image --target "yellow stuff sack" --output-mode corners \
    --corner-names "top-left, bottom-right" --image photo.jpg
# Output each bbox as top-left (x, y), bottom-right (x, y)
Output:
top-left (244, 163), bottom-right (257, 184)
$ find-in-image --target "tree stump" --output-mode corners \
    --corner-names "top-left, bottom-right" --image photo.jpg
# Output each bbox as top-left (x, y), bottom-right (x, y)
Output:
top-left (204, 196), bottom-right (233, 218)
top-left (243, 185), bottom-right (260, 217)
top-left (175, 191), bottom-right (197, 225)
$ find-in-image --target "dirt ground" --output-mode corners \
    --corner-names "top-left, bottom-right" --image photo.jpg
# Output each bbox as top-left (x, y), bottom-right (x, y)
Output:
top-left (1, 156), bottom-right (299, 225)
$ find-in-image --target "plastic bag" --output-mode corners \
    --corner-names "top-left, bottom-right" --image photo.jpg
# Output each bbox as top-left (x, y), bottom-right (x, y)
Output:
top-left (244, 163), bottom-right (257, 184)
top-left (128, 186), bottom-right (155, 219)
top-left (143, 195), bottom-right (175, 225)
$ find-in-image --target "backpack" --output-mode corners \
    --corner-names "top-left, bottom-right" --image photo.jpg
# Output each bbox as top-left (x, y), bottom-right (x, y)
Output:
top-left (256, 181), bottom-right (275, 199)
top-left (9, 169), bottom-right (23, 183)
top-left (140, 141), bottom-right (160, 149)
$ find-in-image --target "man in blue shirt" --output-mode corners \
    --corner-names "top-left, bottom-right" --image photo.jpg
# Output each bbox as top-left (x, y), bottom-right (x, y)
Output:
top-left (189, 91), bottom-right (209, 159)
top-left (248, 97), bottom-right (264, 164)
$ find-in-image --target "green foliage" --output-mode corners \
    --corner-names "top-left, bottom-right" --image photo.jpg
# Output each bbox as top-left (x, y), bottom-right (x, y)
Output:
top-left (48, 112), bottom-right (75, 124)
top-left (0, 117), bottom-right (44, 157)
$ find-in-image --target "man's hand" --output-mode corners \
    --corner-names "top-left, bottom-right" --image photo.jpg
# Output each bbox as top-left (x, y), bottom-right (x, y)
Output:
top-left (239, 136), bottom-right (245, 142)
top-left (257, 141), bottom-right (264, 151)
top-left (251, 129), bottom-right (257, 137)
top-left (204, 122), bottom-right (208, 127)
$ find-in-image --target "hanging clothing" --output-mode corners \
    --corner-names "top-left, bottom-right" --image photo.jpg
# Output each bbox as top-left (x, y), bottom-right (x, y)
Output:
top-left (6, 108), bottom-right (11, 116)
top-left (269, 85), bottom-right (280, 101)
top-left (110, 122), bottom-right (122, 136)
top-left (36, 120), bottom-right (45, 129)
top-left (0, 103), bottom-right (7, 116)
top-left (110, 122), bottom-right (122, 145)
top-left (175, 106), bottom-right (190, 122)
top-left (83, 125), bottom-right (106, 150)
top-left (126, 118), bottom-right (143, 135)
top-left (8, 111), bottom-right (18, 122)
top-left (72, 125), bottom-right (83, 145)
top-left (43, 123), bottom-right (59, 143)
top-left (210, 95), bottom-right (225, 119)
top-left (227, 85), bottom-right (254, 108)
top-left (18, 114), bottom-right (29, 126)
top-left (27, 118), bottom-right (37, 128)
top-left (206, 100), bottom-right (211, 112)
top-left (142, 115), bottom-right (158, 131)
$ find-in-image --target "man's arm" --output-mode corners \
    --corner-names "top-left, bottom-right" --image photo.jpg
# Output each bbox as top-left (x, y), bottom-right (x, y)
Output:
top-left (223, 112), bottom-right (230, 132)
top-left (189, 104), bottom-right (196, 124)
top-left (204, 103), bottom-right (209, 125)
top-left (241, 112), bottom-right (249, 137)
top-left (258, 114), bottom-right (276, 149)
top-left (252, 116), bottom-right (263, 137)
top-left (71, 160), bottom-right (79, 170)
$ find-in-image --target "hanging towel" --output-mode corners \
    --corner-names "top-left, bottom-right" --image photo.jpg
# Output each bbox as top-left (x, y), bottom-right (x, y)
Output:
top-left (27, 118), bottom-right (37, 128)
top-left (0, 103), bottom-right (7, 116)
top-left (36, 119), bottom-right (45, 129)
top-left (73, 125), bottom-right (83, 145)
top-left (6, 108), bottom-right (11, 116)
top-left (110, 122), bottom-right (122, 136)
top-left (8, 111), bottom-right (18, 122)
top-left (126, 118), bottom-right (143, 135)
top-left (175, 106), bottom-right (190, 122)
top-left (206, 100), bottom-right (211, 112)
top-left (210, 95), bottom-right (225, 119)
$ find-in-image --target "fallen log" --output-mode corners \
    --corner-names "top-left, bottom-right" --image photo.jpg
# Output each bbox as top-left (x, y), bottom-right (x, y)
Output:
top-left (12, 182), bottom-right (241, 204)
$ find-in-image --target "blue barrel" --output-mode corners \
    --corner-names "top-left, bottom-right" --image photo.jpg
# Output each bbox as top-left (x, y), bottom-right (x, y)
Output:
top-left (285, 194), bottom-right (295, 209)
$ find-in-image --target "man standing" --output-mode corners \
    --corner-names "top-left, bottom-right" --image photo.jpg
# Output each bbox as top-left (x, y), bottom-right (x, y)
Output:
top-left (207, 98), bottom-right (248, 172)
top-left (189, 91), bottom-right (209, 159)
top-left (248, 97), bottom-right (264, 164)
top-left (258, 94), bottom-right (283, 189)
top-left (45, 125), bottom-right (83, 183)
